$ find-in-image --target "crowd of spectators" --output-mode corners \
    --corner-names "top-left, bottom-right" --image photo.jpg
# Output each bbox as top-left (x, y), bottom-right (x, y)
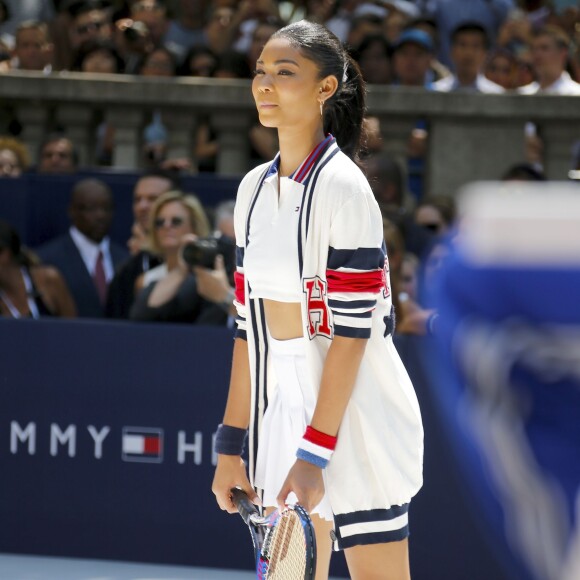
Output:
top-left (0, 1), bottom-right (578, 172)
top-left (0, 0), bottom-right (579, 333)
top-left (0, 1), bottom-right (577, 88)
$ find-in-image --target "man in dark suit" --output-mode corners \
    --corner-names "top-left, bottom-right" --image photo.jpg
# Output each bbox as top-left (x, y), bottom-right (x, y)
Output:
top-left (36, 178), bottom-right (128, 318)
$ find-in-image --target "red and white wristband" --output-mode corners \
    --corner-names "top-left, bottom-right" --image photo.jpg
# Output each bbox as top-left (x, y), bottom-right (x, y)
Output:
top-left (296, 426), bottom-right (337, 468)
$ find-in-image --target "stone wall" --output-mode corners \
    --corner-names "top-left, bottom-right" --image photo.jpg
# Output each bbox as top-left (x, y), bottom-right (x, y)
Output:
top-left (1, 71), bottom-right (578, 195)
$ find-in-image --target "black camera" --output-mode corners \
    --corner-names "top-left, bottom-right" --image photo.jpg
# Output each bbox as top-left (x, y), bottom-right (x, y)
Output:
top-left (123, 20), bottom-right (148, 43)
top-left (181, 237), bottom-right (220, 269)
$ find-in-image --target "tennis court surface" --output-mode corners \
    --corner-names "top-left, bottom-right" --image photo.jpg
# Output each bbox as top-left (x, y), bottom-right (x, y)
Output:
top-left (0, 554), bottom-right (344, 579)
top-left (0, 554), bottom-right (255, 579)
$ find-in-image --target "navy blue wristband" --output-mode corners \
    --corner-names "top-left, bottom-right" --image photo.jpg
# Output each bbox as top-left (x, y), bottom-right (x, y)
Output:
top-left (214, 423), bottom-right (248, 455)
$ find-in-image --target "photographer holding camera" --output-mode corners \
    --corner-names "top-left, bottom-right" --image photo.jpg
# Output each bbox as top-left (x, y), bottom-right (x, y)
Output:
top-left (129, 191), bottom-right (234, 325)
top-left (114, 16), bottom-right (152, 74)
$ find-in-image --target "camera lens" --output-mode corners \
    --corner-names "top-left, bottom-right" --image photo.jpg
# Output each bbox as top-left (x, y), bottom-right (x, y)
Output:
top-left (123, 21), bottom-right (148, 42)
top-left (182, 237), bottom-right (219, 269)
top-left (124, 27), bottom-right (137, 41)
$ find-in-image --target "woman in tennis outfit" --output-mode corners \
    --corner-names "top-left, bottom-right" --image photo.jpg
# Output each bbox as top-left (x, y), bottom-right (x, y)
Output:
top-left (212, 20), bottom-right (423, 580)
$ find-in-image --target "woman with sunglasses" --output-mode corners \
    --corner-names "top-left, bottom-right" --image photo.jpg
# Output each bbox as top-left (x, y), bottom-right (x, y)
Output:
top-left (212, 20), bottom-right (423, 580)
top-left (129, 191), bottom-right (229, 325)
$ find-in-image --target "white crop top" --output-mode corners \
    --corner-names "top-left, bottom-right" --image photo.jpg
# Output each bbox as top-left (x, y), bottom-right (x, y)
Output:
top-left (243, 172), bottom-right (303, 302)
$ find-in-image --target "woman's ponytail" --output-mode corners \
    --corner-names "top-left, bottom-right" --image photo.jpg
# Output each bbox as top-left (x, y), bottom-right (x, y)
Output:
top-left (324, 54), bottom-right (366, 160)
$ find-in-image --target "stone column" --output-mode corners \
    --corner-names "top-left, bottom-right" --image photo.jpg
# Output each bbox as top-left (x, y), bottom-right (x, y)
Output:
top-left (14, 105), bottom-right (49, 165)
top-left (428, 117), bottom-right (525, 197)
top-left (211, 110), bottom-right (251, 176)
top-left (55, 105), bottom-right (94, 166)
top-left (376, 115), bottom-right (422, 201)
top-left (378, 115), bottom-right (418, 159)
top-left (163, 109), bottom-right (197, 168)
top-left (105, 107), bottom-right (143, 169)
top-left (540, 122), bottom-right (580, 180)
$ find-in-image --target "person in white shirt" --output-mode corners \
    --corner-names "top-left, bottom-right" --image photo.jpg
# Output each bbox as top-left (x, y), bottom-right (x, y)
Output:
top-left (10, 20), bottom-right (53, 73)
top-left (518, 26), bottom-right (580, 170)
top-left (433, 22), bottom-right (504, 93)
top-left (518, 25), bottom-right (580, 95)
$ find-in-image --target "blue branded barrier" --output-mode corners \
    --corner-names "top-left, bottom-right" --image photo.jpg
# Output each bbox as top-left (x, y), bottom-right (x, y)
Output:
top-left (0, 319), bottom-right (516, 578)
top-left (0, 172), bottom-right (241, 248)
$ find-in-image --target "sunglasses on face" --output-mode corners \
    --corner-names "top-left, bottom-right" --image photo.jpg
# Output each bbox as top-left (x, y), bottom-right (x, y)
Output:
top-left (154, 216), bottom-right (185, 229)
top-left (42, 150), bottom-right (71, 159)
top-left (76, 20), bottom-right (107, 35)
top-left (133, 1), bottom-right (162, 12)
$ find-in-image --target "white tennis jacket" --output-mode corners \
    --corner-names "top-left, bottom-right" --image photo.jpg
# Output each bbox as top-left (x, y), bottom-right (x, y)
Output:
top-left (233, 137), bottom-right (423, 520)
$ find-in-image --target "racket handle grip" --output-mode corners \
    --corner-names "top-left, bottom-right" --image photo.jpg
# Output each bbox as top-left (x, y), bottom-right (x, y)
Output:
top-left (230, 487), bottom-right (259, 524)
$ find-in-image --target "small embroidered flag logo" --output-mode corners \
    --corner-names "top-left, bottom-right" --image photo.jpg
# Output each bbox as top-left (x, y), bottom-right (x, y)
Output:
top-left (122, 427), bottom-right (164, 463)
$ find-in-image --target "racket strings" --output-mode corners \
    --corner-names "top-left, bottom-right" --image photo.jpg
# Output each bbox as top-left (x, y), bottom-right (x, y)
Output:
top-left (265, 510), bottom-right (307, 579)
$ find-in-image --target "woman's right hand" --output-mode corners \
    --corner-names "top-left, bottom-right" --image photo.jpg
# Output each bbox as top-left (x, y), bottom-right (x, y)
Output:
top-left (127, 223), bottom-right (147, 256)
top-left (212, 455), bottom-right (261, 514)
top-left (177, 233), bottom-right (198, 273)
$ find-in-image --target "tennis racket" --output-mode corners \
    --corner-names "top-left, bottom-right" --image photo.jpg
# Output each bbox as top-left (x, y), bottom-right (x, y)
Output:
top-left (230, 487), bottom-right (317, 580)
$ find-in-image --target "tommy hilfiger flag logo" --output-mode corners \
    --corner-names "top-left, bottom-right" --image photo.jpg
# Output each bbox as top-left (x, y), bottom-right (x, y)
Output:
top-left (122, 427), bottom-right (164, 463)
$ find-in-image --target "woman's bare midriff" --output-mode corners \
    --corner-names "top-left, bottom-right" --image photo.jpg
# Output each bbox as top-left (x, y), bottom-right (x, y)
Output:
top-left (263, 299), bottom-right (303, 340)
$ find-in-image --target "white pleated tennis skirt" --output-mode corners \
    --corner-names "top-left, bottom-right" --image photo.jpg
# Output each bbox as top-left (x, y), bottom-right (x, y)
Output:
top-left (254, 335), bottom-right (334, 521)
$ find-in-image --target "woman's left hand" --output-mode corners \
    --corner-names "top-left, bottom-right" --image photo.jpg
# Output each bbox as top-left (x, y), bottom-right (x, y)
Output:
top-left (276, 459), bottom-right (325, 514)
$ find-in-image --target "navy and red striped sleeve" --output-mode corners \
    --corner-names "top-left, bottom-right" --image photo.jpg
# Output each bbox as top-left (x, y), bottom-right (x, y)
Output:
top-left (233, 245), bottom-right (247, 340)
top-left (327, 195), bottom-right (387, 339)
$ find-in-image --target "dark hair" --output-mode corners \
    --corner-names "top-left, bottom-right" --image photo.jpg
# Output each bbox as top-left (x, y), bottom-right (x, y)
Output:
top-left (178, 45), bottom-right (217, 76)
top-left (137, 167), bottom-right (182, 190)
top-left (252, 16), bottom-right (286, 36)
top-left (67, 0), bottom-right (111, 18)
top-left (0, 219), bottom-right (28, 266)
top-left (405, 18), bottom-right (438, 46)
top-left (349, 13), bottom-right (384, 32)
top-left (139, 46), bottom-right (177, 75)
top-left (214, 50), bottom-right (252, 79)
top-left (451, 22), bottom-right (489, 49)
top-left (502, 162), bottom-right (547, 182)
top-left (71, 39), bottom-right (125, 73)
top-left (71, 176), bottom-right (112, 197)
top-left (406, 17), bottom-right (437, 32)
top-left (364, 152), bottom-right (404, 207)
top-left (272, 20), bottom-right (366, 160)
top-left (38, 132), bottom-right (79, 167)
top-left (0, 0), bottom-right (11, 24)
top-left (417, 195), bottom-right (457, 227)
top-left (352, 33), bottom-right (392, 61)
top-left (486, 47), bottom-right (516, 64)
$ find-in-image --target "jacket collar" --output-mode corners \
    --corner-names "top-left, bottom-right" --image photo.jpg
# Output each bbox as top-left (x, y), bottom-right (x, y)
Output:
top-left (264, 134), bottom-right (336, 186)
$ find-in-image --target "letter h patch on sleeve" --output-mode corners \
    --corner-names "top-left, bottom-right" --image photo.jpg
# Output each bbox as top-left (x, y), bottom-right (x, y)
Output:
top-left (382, 256), bottom-right (391, 300)
top-left (303, 276), bottom-right (332, 339)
